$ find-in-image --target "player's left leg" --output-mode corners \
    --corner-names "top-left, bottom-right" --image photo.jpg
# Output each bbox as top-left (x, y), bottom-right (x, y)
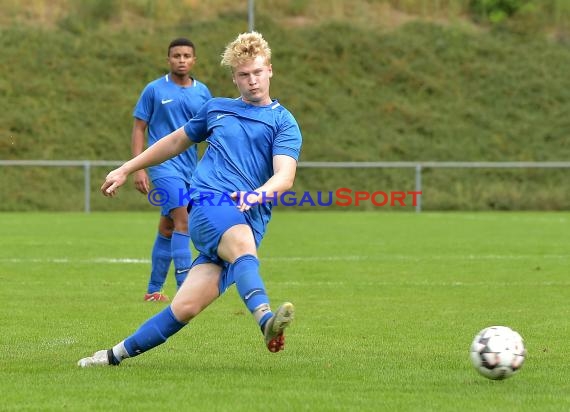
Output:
top-left (218, 224), bottom-right (295, 353)
top-left (188, 196), bottom-right (295, 353)
top-left (263, 302), bottom-right (295, 353)
top-left (170, 206), bottom-right (191, 289)
top-left (77, 263), bottom-right (221, 367)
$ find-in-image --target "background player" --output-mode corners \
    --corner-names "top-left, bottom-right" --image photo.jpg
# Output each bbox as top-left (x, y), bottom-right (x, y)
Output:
top-left (78, 31), bottom-right (302, 367)
top-left (131, 38), bottom-right (212, 302)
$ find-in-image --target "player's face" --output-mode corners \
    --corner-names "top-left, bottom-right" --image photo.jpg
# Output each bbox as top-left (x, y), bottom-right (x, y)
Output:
top-left (232, 56), bottom-right (273, 106)
top-left (168, 46), bottom-right (196, 77)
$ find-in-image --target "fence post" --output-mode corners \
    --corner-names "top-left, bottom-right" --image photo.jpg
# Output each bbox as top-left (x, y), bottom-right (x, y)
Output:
top-left (248, 0), bottom-right (255, 31)
top-left (84, 161), bottom-right (91, 213)
top-left (415, 164), bottom-right (422, 213)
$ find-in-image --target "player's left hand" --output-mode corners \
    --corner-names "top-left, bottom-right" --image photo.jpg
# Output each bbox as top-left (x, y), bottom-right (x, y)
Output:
top-left (231, 191), bottom-right (261, 212)
top-left (101, 167), bottom-right (129, 197)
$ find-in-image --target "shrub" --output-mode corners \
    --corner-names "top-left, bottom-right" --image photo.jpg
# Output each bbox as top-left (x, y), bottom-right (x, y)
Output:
top-left (469, 0), bottom-right (532, 24)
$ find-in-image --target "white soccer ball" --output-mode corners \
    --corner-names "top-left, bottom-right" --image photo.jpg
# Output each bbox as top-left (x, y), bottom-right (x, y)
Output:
top-left (470, 325), bottom-right (526, 380)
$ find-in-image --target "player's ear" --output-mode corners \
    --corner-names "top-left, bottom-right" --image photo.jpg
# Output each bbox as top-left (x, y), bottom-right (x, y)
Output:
top-left (268, 64), bottom-right (273, 78)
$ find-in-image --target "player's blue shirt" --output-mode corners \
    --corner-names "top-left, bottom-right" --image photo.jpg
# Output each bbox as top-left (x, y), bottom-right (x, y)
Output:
top-left (183, 97), bottom-right (302, 238)
top-left (133, 74), bottom-right (212, 182)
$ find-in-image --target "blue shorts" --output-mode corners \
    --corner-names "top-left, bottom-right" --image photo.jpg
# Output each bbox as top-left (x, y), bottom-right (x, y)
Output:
top-left (188, 194), bottom-right (264, 294)
top-left (152, 176), bottom-right (191, 217)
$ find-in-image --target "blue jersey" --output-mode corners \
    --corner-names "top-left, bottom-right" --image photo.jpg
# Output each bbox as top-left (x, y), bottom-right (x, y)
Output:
top-left (133, 74), bottom-right (212, 183)
top-left (183, 97), bottom-right (302, 238)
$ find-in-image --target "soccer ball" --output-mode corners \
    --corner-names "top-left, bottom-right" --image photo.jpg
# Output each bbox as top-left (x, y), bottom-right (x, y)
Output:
top-left (470, 325), bottom-right (526, 380)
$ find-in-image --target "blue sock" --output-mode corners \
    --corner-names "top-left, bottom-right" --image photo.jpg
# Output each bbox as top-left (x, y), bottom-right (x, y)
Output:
top-left (230, 254), bottom-right (272, 328)
top-left (171, 231), bottom-right (191, 289)
top-left (148, 233), bottom-right (172, 293)
top-left (122, 306), bottom-right (186, 358)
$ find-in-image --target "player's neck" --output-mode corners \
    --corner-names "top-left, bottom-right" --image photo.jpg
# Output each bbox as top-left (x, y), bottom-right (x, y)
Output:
top-left (241, 96), bottom-right (272, 106)
top-left (169, 73), bottom-right (193, 87)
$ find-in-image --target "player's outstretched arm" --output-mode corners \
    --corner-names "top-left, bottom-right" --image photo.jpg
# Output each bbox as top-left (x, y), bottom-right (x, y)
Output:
top-left (101, 127), bottom-right (193, 197)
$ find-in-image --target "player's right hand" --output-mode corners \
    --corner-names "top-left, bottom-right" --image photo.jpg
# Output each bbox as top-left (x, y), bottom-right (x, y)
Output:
top-left (101, 167), bottom-right (128, 197)
top-left (133, 169), bottom-right (150, 194)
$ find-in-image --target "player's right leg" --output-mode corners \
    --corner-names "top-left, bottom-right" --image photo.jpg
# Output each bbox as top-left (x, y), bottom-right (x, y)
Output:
top-left (145, 216), bottom-right (173, 302)
top-left (77, 304), bottom-right (185, 367)
top-left (145, 177), bottom-right (183, 302)
top-left (78, 263), bottom-right (221, 367)
top-left (158, 176), bottom-right (193, 291)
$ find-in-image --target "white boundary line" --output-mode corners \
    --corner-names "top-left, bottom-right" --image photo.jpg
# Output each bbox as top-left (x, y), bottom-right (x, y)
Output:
top-left (0, 254), bottom-right (567, 264)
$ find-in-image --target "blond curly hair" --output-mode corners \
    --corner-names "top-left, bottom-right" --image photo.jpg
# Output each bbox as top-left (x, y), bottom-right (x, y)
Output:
top-left (221, 31), bottom-right (271, 68)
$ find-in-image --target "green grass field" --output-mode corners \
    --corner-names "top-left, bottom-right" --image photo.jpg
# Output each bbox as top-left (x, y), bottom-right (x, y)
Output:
top-left (1, 211), bottom-right (569, 411)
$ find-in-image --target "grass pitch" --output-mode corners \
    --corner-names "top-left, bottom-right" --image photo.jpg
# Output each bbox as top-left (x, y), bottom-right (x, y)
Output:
top-left (0, 211), bottom-right (569, 411)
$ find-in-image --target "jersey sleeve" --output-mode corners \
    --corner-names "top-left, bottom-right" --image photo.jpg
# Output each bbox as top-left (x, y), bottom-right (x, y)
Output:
top-left (203, 85), bottom-right (213, 100)
top-left (273, 111), bottom-right (302, 161)
top-left (132, 84), bottom-right (154, 122)
top-left (183, 101), bottom-right (210, 143)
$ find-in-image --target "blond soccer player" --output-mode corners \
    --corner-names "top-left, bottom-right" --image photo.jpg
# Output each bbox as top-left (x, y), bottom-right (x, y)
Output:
top-left (78, 31), bottom-right (302, 367)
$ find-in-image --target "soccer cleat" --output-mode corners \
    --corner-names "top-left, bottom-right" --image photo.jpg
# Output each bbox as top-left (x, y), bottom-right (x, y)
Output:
top-left (264, 302), bottom-right (295, 353)
top-left (144, 292), bottom-right (170, 302)
top-left (77, 349), bottom-right (114, 368)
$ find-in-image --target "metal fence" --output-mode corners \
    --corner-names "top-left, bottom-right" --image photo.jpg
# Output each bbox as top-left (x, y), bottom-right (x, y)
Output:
top-left (2, 160), bottom-right (570, 213)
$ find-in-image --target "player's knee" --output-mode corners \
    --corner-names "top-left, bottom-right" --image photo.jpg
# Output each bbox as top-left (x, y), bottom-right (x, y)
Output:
top-left (173, 222), bottom-right (188, 233)
top-left (159, 227), bottom-right (174, 238)
top-left (219, 236), bottom-right (256, 262)
top-left (233, 239), bottom-right (256, 256)
top-left (170, 300), bottom-right (202, 323)
top-left (170, 207), bottom-right (189, 229)
top-left (159, 219), bottom-right (174, 237)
